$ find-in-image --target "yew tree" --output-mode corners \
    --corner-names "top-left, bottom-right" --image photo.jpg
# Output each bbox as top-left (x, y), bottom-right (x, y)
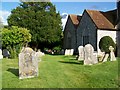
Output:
top-left (8, 2), bottom-right (62, 49)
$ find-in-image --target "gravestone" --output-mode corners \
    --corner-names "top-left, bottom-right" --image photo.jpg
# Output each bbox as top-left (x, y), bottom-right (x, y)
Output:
top-left (0, 49), bottom-right (3, 59)
top-left (98, 51), bottom-right (105, 62)
top-left (65, 49), bottom-right (74, 56)
top-left (70, 49), bottom-right (74, 55)
top-left (65, 49), bottom-right (69, 55)
top-left (78, 46), bottom-right (84, 61)
top-left (93, 52), bottom-right (98, 64)
top-left (3, 49), bottom-right (10, 58)
top-left (84, 44), bottom-right (98, 65)
top-left (19, 47), bottom-right (38, 79)
top-left (103, 54), bottom-right (109, 62)
top-left (109, 46), bottom-right (116, 61)
top-left (36, 49), bottom-right (45, 62)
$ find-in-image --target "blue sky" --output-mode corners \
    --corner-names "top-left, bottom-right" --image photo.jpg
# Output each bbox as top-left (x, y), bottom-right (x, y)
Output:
top-left (1, 1), bottom-right (117, 25)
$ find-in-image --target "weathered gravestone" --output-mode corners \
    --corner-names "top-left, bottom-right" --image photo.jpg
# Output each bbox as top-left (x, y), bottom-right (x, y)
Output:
top-left (78, 46), bottom-right (84, 61)
top-left (65, 49), bottom-right (69, 55)
top-left (3, 49), bottom-right (10, 58)
top-left (36, 49), bottom-right (45, 62)
top-left (84, 44), bottom-right (98, 65)
top-left (19, 47), bottom-right (38, 79)
top-left (0, 49), bottom-right (3, 59)
top-left (109, 46), bottom-right (116, 61)
top-left (98, 51), bottom-right (105, 62)
top-left (65, 49), bottom-right (74, 56)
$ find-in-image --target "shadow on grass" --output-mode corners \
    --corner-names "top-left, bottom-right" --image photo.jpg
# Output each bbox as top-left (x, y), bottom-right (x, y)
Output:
top-left (69, 58), bottom-right (77, 60)
top-left (7, 68), bottom-right (19, 76)
top-left (58, 61), bottom-right (83, 65)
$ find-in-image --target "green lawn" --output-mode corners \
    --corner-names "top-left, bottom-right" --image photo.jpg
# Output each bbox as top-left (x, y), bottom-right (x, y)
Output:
top-left (2, 55), bottom-right (119, 88)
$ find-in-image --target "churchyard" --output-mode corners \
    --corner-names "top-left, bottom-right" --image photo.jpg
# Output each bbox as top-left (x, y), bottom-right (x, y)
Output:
top-left (1, 1), bottom-right (120, 89)
top-left (1, 54), bottom-right (119, 88)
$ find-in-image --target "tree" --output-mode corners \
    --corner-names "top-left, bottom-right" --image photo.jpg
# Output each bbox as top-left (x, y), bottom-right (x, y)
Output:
top-left (0, 19), bottom-right (3, 49)
top-left (2, 26), bottom-right (31, 58)
top-left (99, 36), bottom-right (116, 53)
top-left (7, 2), bottom-right (62, 49)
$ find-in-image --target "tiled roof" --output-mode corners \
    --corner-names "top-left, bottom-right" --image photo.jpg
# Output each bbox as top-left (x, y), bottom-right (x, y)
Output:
top-left (69, 14), bottom-right (80, 25)
top-left (69, 14), bottom-right (82, 28)
top-left (101, 9), bottom-right (117, 27)
top-left (86, 10), bottom-right (116, 30)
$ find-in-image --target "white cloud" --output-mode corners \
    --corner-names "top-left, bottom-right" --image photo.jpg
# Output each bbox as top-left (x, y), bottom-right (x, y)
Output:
top-left (78, 14), bottom-right (82, 16)
top-left (61, 13), bottom-right (68, 31)
top-left (0, 10), bottom-right (11, 25)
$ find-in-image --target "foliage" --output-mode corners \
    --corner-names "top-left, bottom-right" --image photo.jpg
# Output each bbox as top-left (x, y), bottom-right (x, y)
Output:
top-left (2, 55), bottom-right (119, 88)
top-left (99, 36), bottom-right (116, 53)
top-left (7, 2), bottom-right (62, 48)
top-left (53, 46), bottom-right (61, 51)
top-left (2, 26), bottom-right (31, 58)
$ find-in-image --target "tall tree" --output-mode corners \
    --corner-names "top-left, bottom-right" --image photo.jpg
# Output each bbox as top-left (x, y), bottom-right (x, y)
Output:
top-left (8, 2), bottom-right (62, 49)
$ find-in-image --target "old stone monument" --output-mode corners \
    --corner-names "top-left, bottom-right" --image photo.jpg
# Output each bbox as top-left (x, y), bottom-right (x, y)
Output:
top-left (78, 46), bottom-right (84, 61)
top-left (0, 49), bottom-right (3, 59)
top-left (84, 44), bottom-right (98, 65)
top-left (98, 51), bottom-right (105, 62)
top-left (109, 46), bottom-right (116, 61)
top-left (65, 49), bottom-right (74, 56)
top-left (36, 49), bottom-right (45, 62)
top-left (19, 47), bottom-right (39, 79)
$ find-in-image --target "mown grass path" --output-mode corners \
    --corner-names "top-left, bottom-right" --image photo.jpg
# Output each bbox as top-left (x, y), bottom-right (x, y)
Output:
top-left (2, 55), bottom-right (119, 88)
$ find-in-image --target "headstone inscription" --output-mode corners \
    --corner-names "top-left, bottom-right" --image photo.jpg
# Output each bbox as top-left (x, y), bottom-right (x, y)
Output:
top-left (19, 47), bottom-right (38, 79)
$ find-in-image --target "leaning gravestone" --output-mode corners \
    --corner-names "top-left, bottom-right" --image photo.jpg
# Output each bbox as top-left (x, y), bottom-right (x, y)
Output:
top-left (19, 47), bottom-right (38, 79)
top-left (84, 44), bottom-right (98, 65)
top-left (78, 46), bottom-right (84, 61)
top-left (102, 54), bottom-right (109, 62)
top-left (109, 46), bottom-right (116, 61)
top-left (0, 49), bottom-right (3, 59)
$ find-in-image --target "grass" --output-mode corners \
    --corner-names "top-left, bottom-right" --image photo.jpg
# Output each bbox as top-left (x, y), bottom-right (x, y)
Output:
top-left (2, 55), bottom-right (119, 88)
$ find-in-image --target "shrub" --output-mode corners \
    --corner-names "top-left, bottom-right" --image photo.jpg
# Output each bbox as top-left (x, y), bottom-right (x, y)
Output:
top-left (2, 26), bottom-right (31, 58)
top-left (53, 46), bottom-right (61, 52)
top-left (99, 36), bottom-right (116, 53)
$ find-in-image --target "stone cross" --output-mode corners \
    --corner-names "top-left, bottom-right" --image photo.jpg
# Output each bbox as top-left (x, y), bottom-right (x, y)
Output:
top-left (19, 47), bottom-right (39, 79)
top-left (78, 46), bottom-right (84, 61)
top-left (109, 46), bottom-right (116, 61)
top-left (84, 44), bottom-right (98, 65)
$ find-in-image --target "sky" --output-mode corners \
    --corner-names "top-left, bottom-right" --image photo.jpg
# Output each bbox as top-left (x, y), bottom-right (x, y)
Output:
top-left (0, 1), bottom-right (117, 26)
